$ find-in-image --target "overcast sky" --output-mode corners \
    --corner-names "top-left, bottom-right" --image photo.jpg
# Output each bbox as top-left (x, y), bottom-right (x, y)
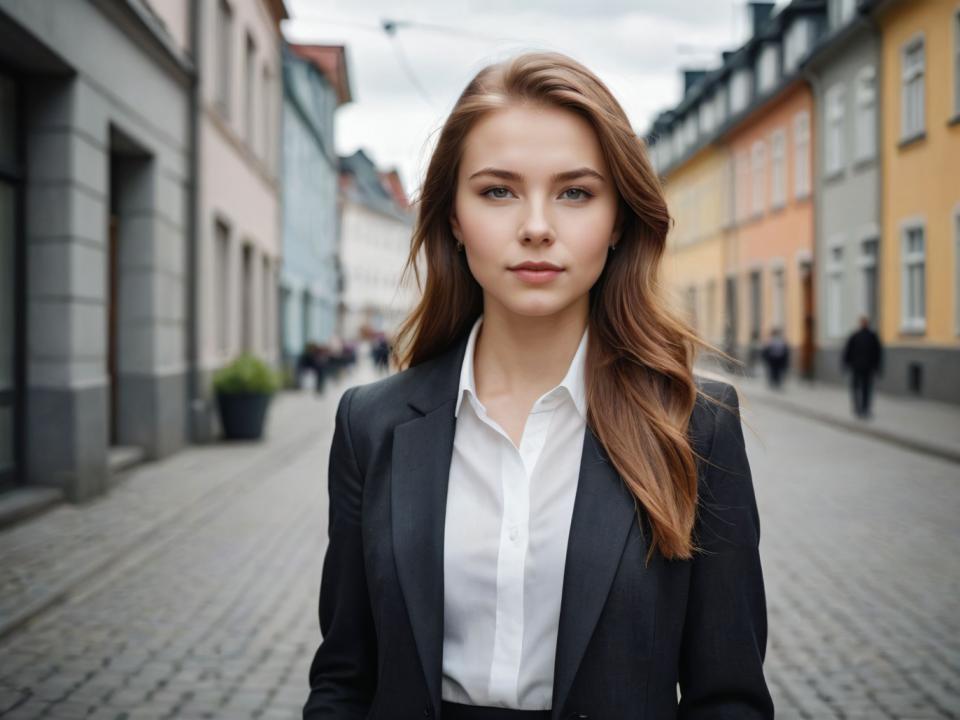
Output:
top-left (283, 0), bottom-right (788, 198)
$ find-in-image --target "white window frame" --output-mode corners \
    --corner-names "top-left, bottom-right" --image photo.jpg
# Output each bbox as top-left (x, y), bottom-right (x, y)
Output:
top-left (735, 149), bottom-right (751, 223)
top-left (900, 218), bottom-right (927, 333)
top-left (731, 68), bottom-right (753, 114)
top-left (784, 19), bottom-right (811, 73)
top-left (793, 110), bottom-right (811, 199)
top-left (751, 139), bottom-right (766, 218)
top-left (901, 34), bottom-right (926, 142)
top-left (854, 65), bottom-right (877, 163)
top-left (826, 236), bottom-right (845, 339)
top-left (215, 0), bottom-right (233, 119)
top-left (770, 128), bottom-right (787, 210)
top-left (825, 83), bottom-right (846, 177)
top-left (757, 44), bottom-right (779, 94)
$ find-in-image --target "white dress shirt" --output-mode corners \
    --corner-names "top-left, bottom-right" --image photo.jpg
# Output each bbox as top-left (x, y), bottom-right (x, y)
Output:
top-left (441, 313), bottom-right (589, 710)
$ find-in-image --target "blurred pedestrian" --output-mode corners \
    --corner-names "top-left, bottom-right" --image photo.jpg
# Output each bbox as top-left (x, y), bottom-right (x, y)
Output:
top-left (842, 315), bottom-right (883, 419)
top-left (760, 327), bottom-right (790, 390)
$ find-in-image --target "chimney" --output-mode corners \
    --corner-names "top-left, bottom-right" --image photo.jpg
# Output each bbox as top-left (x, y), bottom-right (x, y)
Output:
top-left (748, 2), bottom-right (775, 37)
top-left (683, 69), bottom-right (708, 95)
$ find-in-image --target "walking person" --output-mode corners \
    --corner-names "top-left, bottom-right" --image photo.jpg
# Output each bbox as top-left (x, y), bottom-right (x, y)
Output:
top-left (760, 327), bottom-right (790, 390)
top-left (304, 52), bottom-right (773, 720)
top-left (842, 315), bottom-right (883, 419)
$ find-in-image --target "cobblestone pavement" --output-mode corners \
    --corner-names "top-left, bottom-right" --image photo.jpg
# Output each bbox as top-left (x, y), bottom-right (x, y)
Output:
top-left (0, 368), bottom-right (957, 719)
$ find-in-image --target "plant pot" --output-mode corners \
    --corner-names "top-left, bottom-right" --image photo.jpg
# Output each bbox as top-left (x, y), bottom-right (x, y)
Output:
top-left (216, 391), bottom-right (272, 440)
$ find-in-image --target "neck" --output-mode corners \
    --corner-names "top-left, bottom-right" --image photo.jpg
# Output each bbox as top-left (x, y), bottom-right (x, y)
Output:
top-left (473, 294), bottom-right (588, 404)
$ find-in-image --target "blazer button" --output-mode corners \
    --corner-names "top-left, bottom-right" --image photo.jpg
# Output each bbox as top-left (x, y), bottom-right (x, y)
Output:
top-left (423, 706), bottom-right (432, 716)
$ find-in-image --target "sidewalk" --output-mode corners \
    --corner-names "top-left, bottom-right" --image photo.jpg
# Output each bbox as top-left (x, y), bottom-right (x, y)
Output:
top-left (0, 355), bottom-right (381, 644)
top-left (701, 366), bottom-right (960, 464)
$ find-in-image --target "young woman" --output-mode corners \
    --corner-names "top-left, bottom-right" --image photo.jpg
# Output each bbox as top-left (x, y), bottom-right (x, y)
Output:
top-left (303, 51), bottom-right (773, 720)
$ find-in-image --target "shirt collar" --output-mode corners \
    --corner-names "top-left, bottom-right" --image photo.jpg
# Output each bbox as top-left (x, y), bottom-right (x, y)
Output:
top-left (454, 314), bottom-right (589, 420)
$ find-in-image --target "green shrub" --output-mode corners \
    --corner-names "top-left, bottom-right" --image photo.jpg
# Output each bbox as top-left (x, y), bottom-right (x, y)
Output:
top-left (213, 354), bottom-right (282, 394)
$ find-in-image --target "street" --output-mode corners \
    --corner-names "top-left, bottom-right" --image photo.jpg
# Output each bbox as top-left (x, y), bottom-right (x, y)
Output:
top-left (0, 364), bottom-right (958, 719)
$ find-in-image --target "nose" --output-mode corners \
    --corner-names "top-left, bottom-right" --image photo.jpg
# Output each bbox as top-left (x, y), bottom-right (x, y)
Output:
top-left (518, 197), bottom-right (555, 245)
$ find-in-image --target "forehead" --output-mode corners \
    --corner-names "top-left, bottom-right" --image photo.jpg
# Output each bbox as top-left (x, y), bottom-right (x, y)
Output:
top-left (460, 104), bottom-right (606, 176)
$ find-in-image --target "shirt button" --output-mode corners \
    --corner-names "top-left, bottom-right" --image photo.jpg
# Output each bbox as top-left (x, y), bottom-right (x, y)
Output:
top-left (509, 525), bottom-right (519, 542)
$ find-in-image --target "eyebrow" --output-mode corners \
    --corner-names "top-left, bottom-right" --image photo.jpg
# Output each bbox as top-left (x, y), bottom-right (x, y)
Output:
top-left (467, 166), bottom-right (607, 184)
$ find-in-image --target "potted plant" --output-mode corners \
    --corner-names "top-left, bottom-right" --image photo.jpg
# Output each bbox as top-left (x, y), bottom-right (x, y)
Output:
top-left (213, 354), bottom-right (282, 440)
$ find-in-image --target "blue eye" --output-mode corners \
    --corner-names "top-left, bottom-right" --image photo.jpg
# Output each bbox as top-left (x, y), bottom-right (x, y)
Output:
top-left (562, 187), bottom-right (592, 201)
top-left (482, 186), bottom-right (513, 199)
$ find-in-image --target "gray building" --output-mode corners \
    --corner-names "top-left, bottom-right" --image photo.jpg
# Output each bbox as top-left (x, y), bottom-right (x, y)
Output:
top-left (280, 43), bottom-right (351, 376)
top-left (804, 0), bottom-right (882, 384)
top-left (0, 0), bottom-right (194, 501)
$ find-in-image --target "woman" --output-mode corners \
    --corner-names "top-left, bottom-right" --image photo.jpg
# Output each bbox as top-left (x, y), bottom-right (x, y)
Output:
top-left (304, 51), bottom-right (773, 720)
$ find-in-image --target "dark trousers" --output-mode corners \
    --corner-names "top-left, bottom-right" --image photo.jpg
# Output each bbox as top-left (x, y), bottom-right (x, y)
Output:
top-left (850, 371), bottom-right (874, 417)
top-left (440, 701), bottom-right (551, 720)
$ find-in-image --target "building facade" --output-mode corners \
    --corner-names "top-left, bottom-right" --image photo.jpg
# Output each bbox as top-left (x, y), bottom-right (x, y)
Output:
top-left (280, 43), bottom-right (351, 375)
top-left (191, 0), bottom-right (287, 441)
top-left (871, 0), bottom-right (960, 403)
top-left (649, 1), bottom-right (825, 377)
top-left (0, 0), bottom-right (194, 500)
top-left (337, 149), bottom-right (415, 341)
top-left (806, 2), bottom-right (882, 385)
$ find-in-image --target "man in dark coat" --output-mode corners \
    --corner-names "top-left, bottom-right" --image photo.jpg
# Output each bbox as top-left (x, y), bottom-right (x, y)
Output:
top-left (760, 327), bottom-right (790, 389)
top-left (842, 315), bottom-right (883, 419)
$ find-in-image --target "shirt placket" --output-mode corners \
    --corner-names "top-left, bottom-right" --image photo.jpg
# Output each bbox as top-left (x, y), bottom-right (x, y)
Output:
top-left (486, 401), bottom-right (556, 705)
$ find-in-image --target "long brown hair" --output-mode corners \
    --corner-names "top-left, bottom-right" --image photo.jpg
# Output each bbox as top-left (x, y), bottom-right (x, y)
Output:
top-left (394, 51), bottom-right (726, 563)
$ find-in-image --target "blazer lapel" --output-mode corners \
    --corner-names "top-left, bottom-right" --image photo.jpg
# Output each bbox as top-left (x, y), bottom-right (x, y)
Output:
top-left (550, 426), bottom-right (639, 719)
top-left (390, 326), bottom-right (641, 719)
top-left (392, 331), bottom-right (471, 714)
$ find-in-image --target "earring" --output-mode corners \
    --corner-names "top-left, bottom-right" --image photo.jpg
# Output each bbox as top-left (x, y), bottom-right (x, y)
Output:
top-left (609, 243), bottom-right (617, 252)
top-left (456, 240), bottom-right (464, 252)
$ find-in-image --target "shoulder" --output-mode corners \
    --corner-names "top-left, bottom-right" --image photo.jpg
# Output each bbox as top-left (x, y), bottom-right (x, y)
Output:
top-left (689, 375), bottom-right (742, 458)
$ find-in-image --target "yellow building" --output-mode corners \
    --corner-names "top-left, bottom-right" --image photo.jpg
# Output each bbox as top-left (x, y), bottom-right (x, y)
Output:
top-left (661, 144), bottom-right (732, 352)
top-left (872, 0), bottom-right (960, 402)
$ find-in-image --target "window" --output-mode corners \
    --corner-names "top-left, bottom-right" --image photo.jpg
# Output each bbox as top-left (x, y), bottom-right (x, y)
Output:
top-left (757, 44), bottom-right (779, 94)
top-left (859, 237), bottom-right (879, 325)
top-left (731, 69), bottom-right (752, 114)
top-left (245, 32), bottom-right (256, 144)
top-left (699, 98), bottom-right (713, 135)
top-left (215, 0), bottom-right (233, 118)
top-left (706, 279), bottom-right (717, 340)
top-left (854, 66), bottom-right (877, 163)
top-left (751, 140), bottom-right (766, 217)
top-left (901, 222), bottom-right (926, 332)
top-left (825, 83), bottom-right (846, 176)
top-left (784, 19), bottom-right (811, 73)
top-left (686, 285), bottom-right (698, 330)
top-left (215, 219), bottom-right (231, 354)
top-left (901, 36), bottom-right (925, 141)
top-left (735, 150), bottom-right (751, 223)
top-left (262, 65), bottom-right (271, 168)
top-left (771, 265), bottom-right (786, 333)
top-left (241, 243), bottom-right (253, 352)
top-left (826, 242), bottom-right (845, 338)
top-left (830, 0), bottom-right (856, 29)
top-left (793, 110), bottom-right (811, 199)
top-left (714, 85), bottom-right (727, 126)
top-left (771, 129), bottom-right (786, 209)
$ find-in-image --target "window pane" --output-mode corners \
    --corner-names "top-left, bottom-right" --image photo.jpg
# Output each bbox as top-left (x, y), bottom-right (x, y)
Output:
top-left (0, 183), bottom-right (14, 392)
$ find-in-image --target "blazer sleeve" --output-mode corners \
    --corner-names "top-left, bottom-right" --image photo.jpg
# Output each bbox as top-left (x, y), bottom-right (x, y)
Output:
top-left (303, 386), bottom-right (378, 719)
top-left (677, 384), bottom-right (774, 719)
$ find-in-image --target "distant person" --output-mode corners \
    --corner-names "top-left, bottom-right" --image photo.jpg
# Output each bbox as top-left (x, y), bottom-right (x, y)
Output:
top-left (842, 315), bottom-right (883, 419)
top-left (760, 327), bottom-right (790, 389)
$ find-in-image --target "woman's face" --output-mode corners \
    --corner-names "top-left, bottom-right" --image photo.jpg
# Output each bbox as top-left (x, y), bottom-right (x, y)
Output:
top-left (450, 103), bottom-right (621, 319)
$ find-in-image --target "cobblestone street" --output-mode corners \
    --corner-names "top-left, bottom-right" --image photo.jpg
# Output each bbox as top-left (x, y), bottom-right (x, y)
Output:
top-left (0, 365), bottom-right (957, 719)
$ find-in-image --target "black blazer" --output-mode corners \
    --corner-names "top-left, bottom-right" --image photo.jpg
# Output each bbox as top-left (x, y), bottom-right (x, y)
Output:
top-left (303, 329), bottom-right (774, 720)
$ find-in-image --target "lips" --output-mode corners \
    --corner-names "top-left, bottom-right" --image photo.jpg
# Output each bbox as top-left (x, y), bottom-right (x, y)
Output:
top-left (509, 262), bottom-right (563, 271)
